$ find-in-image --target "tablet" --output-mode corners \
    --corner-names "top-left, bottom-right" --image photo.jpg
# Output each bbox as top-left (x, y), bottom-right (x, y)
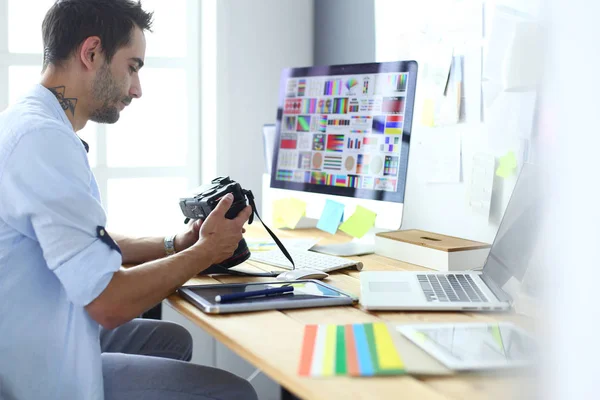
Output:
top-left (178, 280), bottom-right (357, 314)
top-left (397, 322), bottom-right (537, 371)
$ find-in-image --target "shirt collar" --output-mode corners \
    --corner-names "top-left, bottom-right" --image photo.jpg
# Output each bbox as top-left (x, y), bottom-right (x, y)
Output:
top-left (29, 84), bottom-right (89, 153)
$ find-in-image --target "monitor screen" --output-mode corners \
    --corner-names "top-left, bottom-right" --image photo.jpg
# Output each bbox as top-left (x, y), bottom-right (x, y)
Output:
top-left (270, 61), bottom-right (418, 204)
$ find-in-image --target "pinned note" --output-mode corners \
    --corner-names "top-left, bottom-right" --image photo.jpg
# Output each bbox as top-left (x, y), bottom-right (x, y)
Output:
top-left (316, 200), bottom-right (345, 234)
top-left (339, 206), bottom-right (376, 238)
top-left (468, 153), bottom-right (495, 218)
top-left (495, 151), bottom-right (517, 178)
top-left (421, 98), bottom-right (435, 127)
top-left (272, 198), bottom-right (306, 229)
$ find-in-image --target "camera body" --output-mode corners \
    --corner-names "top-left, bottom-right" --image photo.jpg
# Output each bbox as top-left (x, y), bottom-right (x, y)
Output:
top-left (179, 177), bottom-right (252, 274)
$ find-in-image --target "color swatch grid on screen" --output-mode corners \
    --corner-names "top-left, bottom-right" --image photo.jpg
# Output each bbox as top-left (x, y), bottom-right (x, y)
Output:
top-left (388, 74), bottom-right (407, 92)
top-left (276, 72), bottom-right (409, 193)
top-left (326, 135), bottom-right (345, 152)
top-left (298, 323), bottom-right (405, 377)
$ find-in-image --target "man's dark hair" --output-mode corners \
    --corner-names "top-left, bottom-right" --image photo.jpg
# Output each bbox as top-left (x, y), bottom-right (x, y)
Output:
top-left (42, 0), bottom-right (153, 70)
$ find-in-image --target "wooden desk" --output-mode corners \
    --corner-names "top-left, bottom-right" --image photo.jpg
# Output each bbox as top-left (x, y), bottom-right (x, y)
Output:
top-left (166, 226), bottom-right (534, 400)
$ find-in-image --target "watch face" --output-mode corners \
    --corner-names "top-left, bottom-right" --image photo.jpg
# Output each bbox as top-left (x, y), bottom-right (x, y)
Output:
top-left (165, 236), bottom-right (176, 255)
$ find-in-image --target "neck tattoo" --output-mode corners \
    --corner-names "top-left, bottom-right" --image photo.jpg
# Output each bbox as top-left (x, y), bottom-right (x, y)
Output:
top-left (48, 86), bottom-right (78, 116)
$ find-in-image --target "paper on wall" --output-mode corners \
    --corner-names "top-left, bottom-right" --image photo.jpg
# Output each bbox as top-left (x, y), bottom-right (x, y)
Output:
top-left (467, 153), bottom-right (495, 218)
top-left (485, 91), bottom-right (537, 153)
top-left (424, 128), bottom-right (462, 183)
top-left (496, 0), bottom-right (542, 19)
top-left (483, 7), bottom-right (516, 83)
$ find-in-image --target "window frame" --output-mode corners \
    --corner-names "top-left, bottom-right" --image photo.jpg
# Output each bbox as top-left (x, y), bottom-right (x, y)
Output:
top-left (0, 0), bottom-right (202, 228)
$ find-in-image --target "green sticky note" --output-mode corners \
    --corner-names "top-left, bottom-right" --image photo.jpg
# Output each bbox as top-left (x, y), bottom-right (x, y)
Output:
top-left (339, 205), bottom-right (377, 238)
top-left (272, 198), bottom-right (306, 229)
top-left (495, 151), bottom-right (517, 178)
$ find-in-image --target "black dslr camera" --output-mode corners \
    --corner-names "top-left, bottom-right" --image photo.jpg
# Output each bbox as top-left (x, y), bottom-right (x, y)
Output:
top-left (179, 177), bottom-right (255, 274)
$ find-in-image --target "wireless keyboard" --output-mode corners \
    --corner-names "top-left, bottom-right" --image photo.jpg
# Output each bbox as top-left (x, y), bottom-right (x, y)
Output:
top-left (249, 249), bottom-right (363, 272)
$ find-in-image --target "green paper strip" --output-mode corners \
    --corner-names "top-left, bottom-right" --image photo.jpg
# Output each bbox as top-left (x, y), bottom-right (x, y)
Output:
top-left (335, 325), bottom-right (347, 375)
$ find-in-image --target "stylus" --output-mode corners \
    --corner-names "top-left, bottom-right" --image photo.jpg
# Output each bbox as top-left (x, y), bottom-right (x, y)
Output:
top-left (215, 286), bottom-right (294, 303)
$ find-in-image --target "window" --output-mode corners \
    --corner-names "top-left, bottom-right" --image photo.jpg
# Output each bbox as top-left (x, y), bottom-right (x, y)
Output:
top-left (0, 0), bottom-right (201, 237)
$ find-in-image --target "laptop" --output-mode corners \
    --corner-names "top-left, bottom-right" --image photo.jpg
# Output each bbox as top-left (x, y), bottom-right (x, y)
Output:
top-left (360, 163), bottom-right (542, 311)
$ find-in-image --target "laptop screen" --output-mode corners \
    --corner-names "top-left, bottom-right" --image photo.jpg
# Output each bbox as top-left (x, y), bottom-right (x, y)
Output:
top-left (482, 163), bottom-right (543, 299)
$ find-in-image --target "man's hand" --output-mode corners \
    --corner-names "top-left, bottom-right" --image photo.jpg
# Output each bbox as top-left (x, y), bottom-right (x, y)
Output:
top-left (174, 202), bottom-right (248, 253)
top-left (174, 219), bottom-right (203, 253)
top-left (192, 193), bottom-right (252, 265)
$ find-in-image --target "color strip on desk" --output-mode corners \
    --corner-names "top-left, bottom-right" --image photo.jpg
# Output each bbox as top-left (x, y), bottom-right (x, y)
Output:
top-left (322, 324), bottom-right (337, 376)
top-left (299, 323), bottom-right (404, 377)
top-left (310, 325), bottom-right (327, 376)
top-left (363, 323), bottom-right (380, 374)
top-left (353, 323), bottom-right (375, 376)
top-left (335, 325), bottom-right (347, 375)
top-left (344, 325), bottom-right (360, 376)
top-left (373, 323), bottom-right (405, 374)
top-left (298, 325), bottom-right (317, 376)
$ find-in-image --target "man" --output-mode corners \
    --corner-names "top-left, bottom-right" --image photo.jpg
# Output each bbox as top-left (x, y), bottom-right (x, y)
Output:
top-left (0, 1), bottom-right (258, 399)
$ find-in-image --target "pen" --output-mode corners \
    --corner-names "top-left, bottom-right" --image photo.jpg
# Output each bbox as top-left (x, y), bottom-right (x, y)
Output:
top-left (215, 286), bottom-right (294, 303)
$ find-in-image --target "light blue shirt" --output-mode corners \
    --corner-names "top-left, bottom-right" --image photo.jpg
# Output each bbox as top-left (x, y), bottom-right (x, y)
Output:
top-left (0, 85), bottom-right (122, 400)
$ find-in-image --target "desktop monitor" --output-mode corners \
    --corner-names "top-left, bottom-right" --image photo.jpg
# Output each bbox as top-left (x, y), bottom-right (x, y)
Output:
top-left (268, 61), bottom-right (418, 235)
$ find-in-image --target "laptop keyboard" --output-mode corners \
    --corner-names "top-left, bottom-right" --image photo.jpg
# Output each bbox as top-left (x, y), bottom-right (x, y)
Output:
top-left (417, 274), bottom-right (489, 303)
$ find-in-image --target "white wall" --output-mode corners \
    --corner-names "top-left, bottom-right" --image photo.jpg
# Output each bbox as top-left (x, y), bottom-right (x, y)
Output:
top-left (215, 0), bottom-right (314, 212)
top-left (374, 0), bottom-right (531, 244)
top-left (313, 0), bottom-right (375, 66)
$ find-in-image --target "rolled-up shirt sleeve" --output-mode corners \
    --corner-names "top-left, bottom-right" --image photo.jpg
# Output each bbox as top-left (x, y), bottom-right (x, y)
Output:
top-left (0, 125), bottom-right (122, 306)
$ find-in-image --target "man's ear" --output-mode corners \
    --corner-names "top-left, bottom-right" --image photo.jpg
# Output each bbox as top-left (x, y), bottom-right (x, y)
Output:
top-left (79, 36), bottom-right (102, 70)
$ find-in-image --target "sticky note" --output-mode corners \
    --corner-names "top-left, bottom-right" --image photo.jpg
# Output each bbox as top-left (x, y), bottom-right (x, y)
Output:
top-left (316, 200), bottom-right (345, 234)
top-left (339, 205), bottom-right (377, 238)
top-left (495, 151), bottom-right (517, 178)
top-left (422, 98), bottom-right (435, 127)
top-left (272, 198), bottom-right (306, 229)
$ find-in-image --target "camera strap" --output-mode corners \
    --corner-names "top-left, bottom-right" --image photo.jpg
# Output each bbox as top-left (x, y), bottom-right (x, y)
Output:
top-left (244, 190), bottom-right (296, 269)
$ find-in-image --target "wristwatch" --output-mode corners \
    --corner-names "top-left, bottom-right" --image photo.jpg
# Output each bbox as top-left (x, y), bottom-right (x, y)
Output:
top-left (164, 234), bottom-right (176, 256)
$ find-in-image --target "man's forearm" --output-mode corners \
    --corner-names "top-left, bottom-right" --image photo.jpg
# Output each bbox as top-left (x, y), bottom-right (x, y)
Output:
top-left (111, 232), bottom-right (171, 264)
top-left (85, 245), bottom-right (210, 329)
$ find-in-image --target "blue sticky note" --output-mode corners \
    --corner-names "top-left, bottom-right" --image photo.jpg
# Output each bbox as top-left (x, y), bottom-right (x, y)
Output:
top-left (317, 200), bottom-right (345, 234)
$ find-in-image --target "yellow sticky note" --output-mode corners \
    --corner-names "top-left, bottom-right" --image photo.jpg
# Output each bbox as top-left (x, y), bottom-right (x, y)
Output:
top-left (422, 98), bottom-right (435, 127)
top-left (339, 205), bottom-right (377, 238)
top-left (272, 198), bottom-right (306, 229)
top-left (495, 151), bottom-right (517, 178)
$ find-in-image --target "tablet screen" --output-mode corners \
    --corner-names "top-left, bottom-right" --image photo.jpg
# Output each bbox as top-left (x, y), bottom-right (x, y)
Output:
top-left (397, 323), bottom-right (537, 370)
top-left (185, 281), bottom-right (348, 306)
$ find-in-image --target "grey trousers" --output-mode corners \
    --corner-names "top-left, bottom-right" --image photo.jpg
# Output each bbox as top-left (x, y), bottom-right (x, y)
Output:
top-left (101, 318), bottom-right (258, 400)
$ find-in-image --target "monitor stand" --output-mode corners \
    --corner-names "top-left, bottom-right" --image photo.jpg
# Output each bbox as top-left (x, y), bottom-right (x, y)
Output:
top-left (311, 242), bottom-right (374, 257)
top-left (310, 228), bottom-right (388, 257)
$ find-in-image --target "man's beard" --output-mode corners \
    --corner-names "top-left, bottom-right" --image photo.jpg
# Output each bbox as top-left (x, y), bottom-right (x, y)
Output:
top-left (89, 63), bottom-right (129, 124)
